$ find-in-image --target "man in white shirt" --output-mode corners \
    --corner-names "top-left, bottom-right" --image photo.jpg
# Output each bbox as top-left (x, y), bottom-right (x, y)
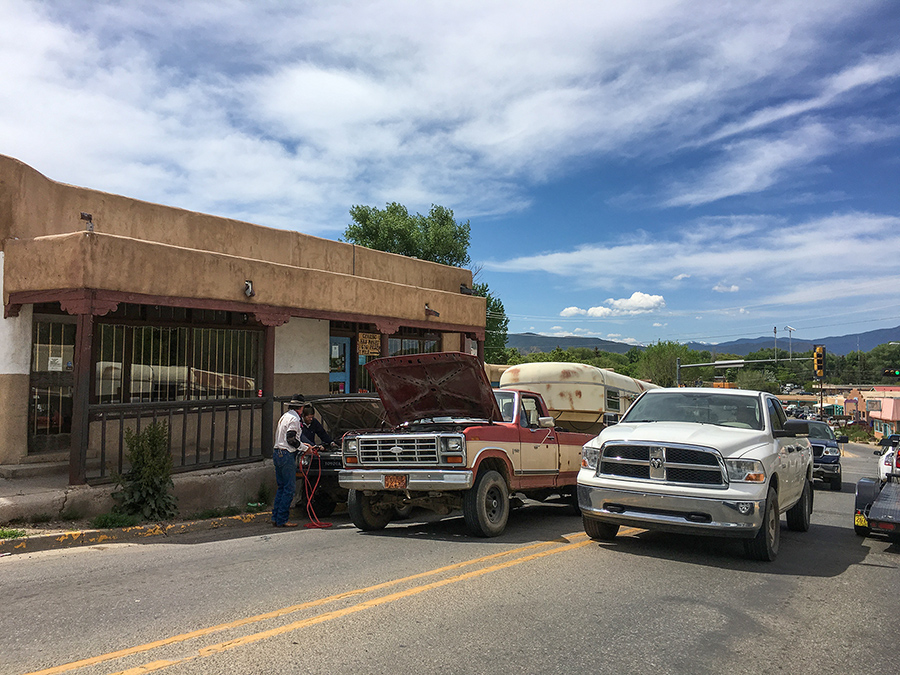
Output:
top-left (271, 397), bottom-right (310, 527)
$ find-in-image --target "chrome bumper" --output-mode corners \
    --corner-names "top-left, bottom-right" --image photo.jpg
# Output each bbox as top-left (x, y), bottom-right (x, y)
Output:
top-left (339, 469), bottom-right (474, 491)
top-left (577, 484), bottom-right (765, 538)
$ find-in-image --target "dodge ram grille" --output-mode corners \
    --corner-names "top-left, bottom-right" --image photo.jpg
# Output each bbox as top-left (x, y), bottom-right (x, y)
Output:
top-left (358, 436), bottom-right (440, 464)
top-left (599, 442), bottom-right (726, 486)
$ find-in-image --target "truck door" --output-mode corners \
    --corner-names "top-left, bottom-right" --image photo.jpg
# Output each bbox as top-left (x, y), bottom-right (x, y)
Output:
top-left (519, 394), bottom-right (558, 473)
top-left (767, 397), bottom-right (800, 504)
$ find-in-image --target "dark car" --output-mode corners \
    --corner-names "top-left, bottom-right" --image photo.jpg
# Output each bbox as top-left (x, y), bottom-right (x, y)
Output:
top-left (785, 419), bottom-right (847, 491)
top-left (281, 394), bottom-right (389, 517)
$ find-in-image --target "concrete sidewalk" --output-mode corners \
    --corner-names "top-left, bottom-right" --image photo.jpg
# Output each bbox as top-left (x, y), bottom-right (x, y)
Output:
top-left (0, 461), bottom-right (279, 556)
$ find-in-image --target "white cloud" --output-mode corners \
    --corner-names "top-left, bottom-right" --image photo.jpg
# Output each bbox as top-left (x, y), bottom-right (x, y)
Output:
top-left (560, 306), bottom-right (587, 317)
top-left (561, 291), bottom-right (666, 318)
top-left (713, 283), bottom-right (740, 293)
top-left (673, 273), bottom-right (691, 281)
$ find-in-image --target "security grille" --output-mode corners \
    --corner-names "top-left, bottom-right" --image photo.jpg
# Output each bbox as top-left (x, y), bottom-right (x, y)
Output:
top-left (359, 435), bottom-right (440, 464)
top-left (599, 442), bottom-right (726, 486)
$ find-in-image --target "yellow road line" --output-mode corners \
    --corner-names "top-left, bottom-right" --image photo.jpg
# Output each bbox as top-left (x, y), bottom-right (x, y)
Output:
top-left (106, 538), bottom-right (595, 675)
top-left (25, 532), bottom-right (588, 675)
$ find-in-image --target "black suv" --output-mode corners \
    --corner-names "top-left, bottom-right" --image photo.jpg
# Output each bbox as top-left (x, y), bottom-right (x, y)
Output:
top-left (785, 419), bottom-right (847, 491)
top-left (280, 394), bottom-right (388, 516)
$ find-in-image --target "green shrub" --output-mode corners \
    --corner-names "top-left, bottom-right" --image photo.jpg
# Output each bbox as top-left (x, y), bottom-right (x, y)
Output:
top-left (0, 528), bottom-right (26, 539)
top-left (112, 422), bottom-right (178, 521)
top-left (90, 512), bottom-right (142, 529)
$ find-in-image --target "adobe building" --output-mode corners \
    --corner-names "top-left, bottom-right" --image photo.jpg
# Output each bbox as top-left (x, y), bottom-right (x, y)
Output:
top-left (0, 154), bottom-right (486, 485)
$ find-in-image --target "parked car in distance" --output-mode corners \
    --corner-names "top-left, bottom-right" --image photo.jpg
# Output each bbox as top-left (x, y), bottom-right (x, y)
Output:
top-left (785, 419), bottom-right (846, 491)
top-left (876, 435), bottom-right (900, 483)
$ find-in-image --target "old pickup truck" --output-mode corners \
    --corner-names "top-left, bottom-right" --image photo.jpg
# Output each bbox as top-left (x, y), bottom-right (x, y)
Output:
top-left (578, 388), bottom-right (814, 561)
top-left (339, 352), bottom-right (595, 537)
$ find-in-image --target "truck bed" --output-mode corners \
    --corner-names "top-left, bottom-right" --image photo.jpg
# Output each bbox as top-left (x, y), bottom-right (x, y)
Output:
top-left (868, 480), bottom-right (900, 530)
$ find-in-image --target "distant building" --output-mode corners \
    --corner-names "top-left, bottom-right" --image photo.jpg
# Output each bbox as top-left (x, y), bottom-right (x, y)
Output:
top-left (0, 155), bottom-right (485, 483)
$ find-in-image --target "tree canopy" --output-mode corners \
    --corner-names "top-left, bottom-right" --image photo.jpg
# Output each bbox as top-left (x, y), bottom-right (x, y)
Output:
top-left (343, 202), bottom-right (471, 268)
top-left (342, 202), bottom-right (510, 360)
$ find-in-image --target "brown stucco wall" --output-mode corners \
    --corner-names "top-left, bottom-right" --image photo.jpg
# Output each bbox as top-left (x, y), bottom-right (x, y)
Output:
top-left (274, 373), bottom-right (330, 398)
top-left (3, 232), bottom-right (485, 328)
top-left (0, 374), bottom-right (29, 465)
top-left (0, 154), bottom-right (475, 298)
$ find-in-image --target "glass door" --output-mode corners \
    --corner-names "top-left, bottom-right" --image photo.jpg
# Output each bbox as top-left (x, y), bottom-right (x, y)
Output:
top-left (329, 337), bottom-right (351, 393)
top-left (29, 316), bottom-right (77, 454)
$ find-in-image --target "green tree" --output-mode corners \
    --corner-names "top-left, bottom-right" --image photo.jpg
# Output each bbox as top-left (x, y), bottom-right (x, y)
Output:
top-left (343, 203), bottom-right (509, 360)
top-left (473, 282), bottom-right (510, 364)
top-left (638, 340), bottom-right (695, 387)
top-left (343, 202), bottom-right (471, 267)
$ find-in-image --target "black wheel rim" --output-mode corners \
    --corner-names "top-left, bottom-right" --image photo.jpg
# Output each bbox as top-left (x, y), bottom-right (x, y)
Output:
top-left (485, 485), bottom-right (502, 523)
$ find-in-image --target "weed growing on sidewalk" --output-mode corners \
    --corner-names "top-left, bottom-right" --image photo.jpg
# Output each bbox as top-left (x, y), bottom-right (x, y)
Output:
top-left (113, 422), bottom-right (178, 521)
top-left (0, 528), bottom-right (26, 539)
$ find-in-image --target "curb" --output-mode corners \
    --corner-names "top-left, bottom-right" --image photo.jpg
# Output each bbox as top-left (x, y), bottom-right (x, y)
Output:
top-left (0, 510), bottom-right (274, 557)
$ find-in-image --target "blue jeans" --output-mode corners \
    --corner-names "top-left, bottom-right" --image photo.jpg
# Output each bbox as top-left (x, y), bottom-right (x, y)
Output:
top-left (272, 448), bottom-right (297, 525)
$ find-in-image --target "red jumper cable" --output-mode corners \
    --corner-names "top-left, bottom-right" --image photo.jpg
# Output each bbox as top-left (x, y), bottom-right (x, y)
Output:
top-left (298, 445), bottom-right (333, 529)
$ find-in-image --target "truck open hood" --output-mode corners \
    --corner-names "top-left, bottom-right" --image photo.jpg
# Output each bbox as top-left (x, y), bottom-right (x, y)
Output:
top-left (364, 352), bottom-right (502, 426)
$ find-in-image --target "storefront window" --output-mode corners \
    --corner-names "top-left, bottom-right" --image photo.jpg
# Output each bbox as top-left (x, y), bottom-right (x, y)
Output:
top-left (96, 321), bottom-right (261, 403)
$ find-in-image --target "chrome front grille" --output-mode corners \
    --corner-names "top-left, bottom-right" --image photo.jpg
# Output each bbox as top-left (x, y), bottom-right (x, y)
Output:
top-left (358, 435), bottom-right (440, 464)
top-left (810, 443), bottom-right (825, 458)
top-left (599, 442), bottom-right (726, 486)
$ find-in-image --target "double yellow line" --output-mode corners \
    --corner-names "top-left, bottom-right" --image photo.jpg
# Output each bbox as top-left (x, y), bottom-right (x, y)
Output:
top-left (26, 532), bottom-right (598, 675)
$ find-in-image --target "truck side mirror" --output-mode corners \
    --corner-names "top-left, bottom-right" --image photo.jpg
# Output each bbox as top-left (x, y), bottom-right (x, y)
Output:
top-left (538, 416), bottom-right (555, 428)
top-left (837, 435), bottom-right (849, 444)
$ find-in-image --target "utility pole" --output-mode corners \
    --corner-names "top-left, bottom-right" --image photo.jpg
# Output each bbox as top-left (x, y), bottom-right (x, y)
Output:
top-left (784, 326), bottom-right (795, 360)
top-left (774, 326), bottom-right (777, 365)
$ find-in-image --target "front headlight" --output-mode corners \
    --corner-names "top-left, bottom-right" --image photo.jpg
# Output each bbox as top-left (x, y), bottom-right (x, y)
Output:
top-left (822, 447), bottom-right (840, 456)
top-left (344, 438), bottom-right (358, 455)
top-left (582, 446), bottom-right (600, 470)
top-left (726, 459), bottom-right (766, 483)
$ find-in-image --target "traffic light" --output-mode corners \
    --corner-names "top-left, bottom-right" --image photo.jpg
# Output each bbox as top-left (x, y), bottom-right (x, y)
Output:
top-left (813, 345), bottom-right (825, 378)
top-left (884, 368), bottom-right (900, 377)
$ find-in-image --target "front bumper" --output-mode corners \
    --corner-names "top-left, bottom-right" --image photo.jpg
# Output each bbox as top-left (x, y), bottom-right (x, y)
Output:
top-left (812, 461), bottom-right (841, 479)
top-left (339, 469), bottom-right (475, 491)
top-left (577, 484), bottom-right (765, 538)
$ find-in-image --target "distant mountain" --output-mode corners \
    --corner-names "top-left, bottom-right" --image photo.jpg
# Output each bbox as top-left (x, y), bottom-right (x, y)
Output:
top-left (506, 332), bottom-right (635, 355)
top-left (507, 325), bottom-right (900, 357)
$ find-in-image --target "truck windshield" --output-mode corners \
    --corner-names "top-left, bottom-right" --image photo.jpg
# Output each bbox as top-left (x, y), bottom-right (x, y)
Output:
top-left (623, 392), bottom-right (764, 430)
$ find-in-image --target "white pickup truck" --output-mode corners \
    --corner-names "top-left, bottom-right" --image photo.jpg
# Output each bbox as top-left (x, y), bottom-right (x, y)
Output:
top-left (577, 388), bottom-right (814, 561)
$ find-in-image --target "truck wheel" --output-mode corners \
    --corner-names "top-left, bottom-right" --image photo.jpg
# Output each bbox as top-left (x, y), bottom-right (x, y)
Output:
top-left (463, 470), bottom-right (509, 537)
top-left (303, 484), bottom-right (337, 518)
top-left (830, 476), bottom-right (842, 492)
top-left (786, 478), bottom-right (812, 532)
top-left (583, 514), bottom-right (618, 541)
top-left (744, 487), bottom-right (780, 561)
top-left (347, 490), bottom-right (392, 531)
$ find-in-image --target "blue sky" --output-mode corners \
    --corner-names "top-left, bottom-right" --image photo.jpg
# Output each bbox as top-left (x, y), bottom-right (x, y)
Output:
top-left (2, 1), bottom-right (899, 348)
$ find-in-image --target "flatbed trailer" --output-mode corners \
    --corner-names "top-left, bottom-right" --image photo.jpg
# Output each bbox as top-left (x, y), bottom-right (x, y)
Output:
top-left (854, 477), bottom-right (900, 539)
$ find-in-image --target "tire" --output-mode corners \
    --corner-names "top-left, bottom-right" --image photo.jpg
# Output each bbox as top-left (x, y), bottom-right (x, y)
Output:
top-left (745, 487), bottom-right (780, 561)
top-left (302, 484), bottom-right (337, 518)
top-left (392, 504), bottom-right (414, 520)
top-left (582, 514), bottom-right (619, 541)
top-left (347, 490), bottom-right (392, 531)
top-left (830, 476), bottom-right (842, 492)
top-left (463, 470), bottom-right (510, 537)
top-left (786, 479), bottom-right (812, 532)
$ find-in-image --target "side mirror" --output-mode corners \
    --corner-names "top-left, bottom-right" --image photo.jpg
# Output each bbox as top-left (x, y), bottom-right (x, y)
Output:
top-left (538, 416), bottom-right (556, 428)
top-left (837, 435), bottom-right (849, 444)
top-left (874, 449), bottom-right (884, 456)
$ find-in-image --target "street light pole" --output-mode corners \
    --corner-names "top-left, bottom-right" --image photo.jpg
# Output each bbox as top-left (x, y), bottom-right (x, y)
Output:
top-left (784, 326), bottom-right (796, 360)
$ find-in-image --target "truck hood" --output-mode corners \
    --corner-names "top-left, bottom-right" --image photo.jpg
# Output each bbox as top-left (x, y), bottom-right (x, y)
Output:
top-left (597, 421), bottom-right (769, 458)
top-left (365, 352), bottom-right (502, 427)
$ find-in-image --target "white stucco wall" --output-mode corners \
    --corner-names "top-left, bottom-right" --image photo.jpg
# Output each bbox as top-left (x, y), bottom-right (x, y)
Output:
top-left (0, 252), bottom-right (33, 375)
top-left (274, 318), bottom-right (329, 374)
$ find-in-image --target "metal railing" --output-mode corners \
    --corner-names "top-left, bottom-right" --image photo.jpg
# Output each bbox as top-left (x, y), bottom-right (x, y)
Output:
top-left (86, 397), bottom-right (267, 482)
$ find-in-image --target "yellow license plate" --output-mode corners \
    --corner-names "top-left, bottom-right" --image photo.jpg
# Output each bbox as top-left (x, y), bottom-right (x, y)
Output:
top-left (854, 513), bottom-right (868, 527)
top-left (384, 474), bottom-right (407, 489)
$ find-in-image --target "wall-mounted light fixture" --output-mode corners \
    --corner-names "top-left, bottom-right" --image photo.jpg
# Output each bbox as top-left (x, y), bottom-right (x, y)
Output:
top-left (425, 304), bottom-right (440, 317)
top-left (460, 283), bottom-right (475, 295)
top-left (244, 280), bottom-right (255, 298)
top-left (80, 212), bottom-right (93, 232)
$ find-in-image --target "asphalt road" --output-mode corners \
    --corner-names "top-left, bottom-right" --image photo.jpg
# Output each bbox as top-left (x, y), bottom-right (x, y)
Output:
top-left (1, 443), bottom-right (896, 675)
